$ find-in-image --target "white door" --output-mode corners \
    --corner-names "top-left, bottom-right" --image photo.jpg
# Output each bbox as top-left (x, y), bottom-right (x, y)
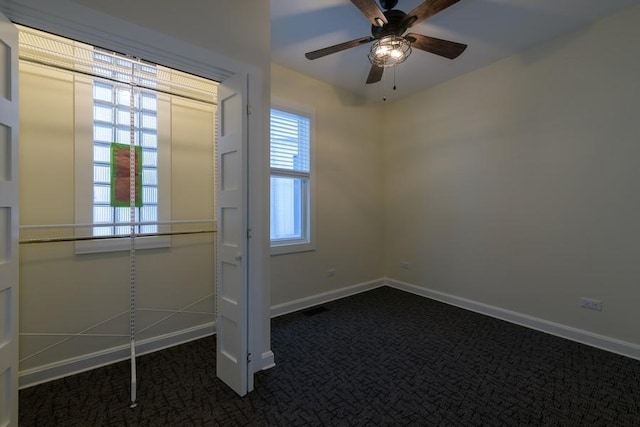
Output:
top-left (0, 11), bottom-right (18, 427)
top-left (216, 72), bottom-right (249, 396)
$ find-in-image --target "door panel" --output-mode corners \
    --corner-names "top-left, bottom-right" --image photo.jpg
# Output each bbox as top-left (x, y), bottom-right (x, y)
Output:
top-left (216, 72), bottom-right (248, 396)
top-left (0, 10), bottom-right (18, 427)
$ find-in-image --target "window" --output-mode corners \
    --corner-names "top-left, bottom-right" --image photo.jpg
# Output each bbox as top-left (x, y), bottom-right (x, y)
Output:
top-left (91, 52), bottom-right (159, 237)
top-left (74, 49), bottom-right (171, 253)
top-left (270, 105), bottom-right (315, 254)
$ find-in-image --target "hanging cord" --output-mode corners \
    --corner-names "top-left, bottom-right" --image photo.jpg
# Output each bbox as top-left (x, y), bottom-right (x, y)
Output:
top-left (128, 68), bottom-right (138, 409)
top-left (393, 65), bottom-right (397, 91)
top-left (383, 66), bottom-right (398, 102)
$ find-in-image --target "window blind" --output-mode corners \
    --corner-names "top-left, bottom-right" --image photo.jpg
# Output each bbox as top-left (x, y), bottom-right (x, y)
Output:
top-left (270, 109), bottom-right (310, 173)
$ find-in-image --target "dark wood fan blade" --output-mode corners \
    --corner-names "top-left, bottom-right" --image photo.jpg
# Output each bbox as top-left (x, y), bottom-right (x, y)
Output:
top-left (366, 64), bottom-right (384, 84)
top-left (405, 33), bottom-right (467, 59)
top-left (305, 36), bottom-right (374, 60)
top-left (351, 0), bottom-right (388, 27)
top-left (402, 0), bottom-right (461, 28)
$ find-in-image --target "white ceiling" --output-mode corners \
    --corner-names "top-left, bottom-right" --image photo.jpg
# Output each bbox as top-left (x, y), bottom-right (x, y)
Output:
top-left (271, 0), bottom-right (640, 103)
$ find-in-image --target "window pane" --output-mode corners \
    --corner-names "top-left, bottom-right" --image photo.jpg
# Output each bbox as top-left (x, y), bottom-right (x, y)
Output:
top-left (94, 226), bottom-right (112, 237)
top-left (116, 129), bottom-right (138, 145)
top-left (93, 144), bottom-right (111, 163)
top-left (115, 72), bottom-right (130, 83)
top-left (94, 124), bottom-right (113, 143)
top-left (114, 226), bottom-right (129, 236)
top-left (93, 52), bottom-right (113, 64)
top-left (270, 175), bottom-right (306, 241)
top-left (117, 108), bottom-right (138, 127)
top-left (93, 83), bottom-right (112, 102)
top-left (116, 88), bottom-right (131, 106)
top-left (116, 207), bottom-right (139, 223)
top-left (138, 64), bottom-right (157, 76)
top-left (137, 77), bottom-right (156, 88)
top-left (93, 206), bottom-right (113, 223)
top-left (142, 150), bottom-right (157, 167)
top-left (116, 58), bottom-right (132, 69)
top-left (141, 94), bottom-right (157, 110)
top-left (93, 184), bottom-right (110, 204)
top-left (140, 205), bottom-right (157, 222)
top-left (94, 165), bottom-right (110, 183)
top-left (141, 112), bottom-right (157, 129)
top-left (94, 104), bottom-right (113, 122)
top-left (139, 224), bottom-right (157, 234)
top-left (143, 186), bottom-right (158, 204)
top-left (140, 131), bottom-right (157, 148)
top-left (140, 205), bottom-right (158, 233)
top-left (142, 168), bottom-right (157, 185)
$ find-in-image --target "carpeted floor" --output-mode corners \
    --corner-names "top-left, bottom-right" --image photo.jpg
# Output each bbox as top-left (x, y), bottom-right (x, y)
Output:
top-left (19, 286), bottom-right (640, 426)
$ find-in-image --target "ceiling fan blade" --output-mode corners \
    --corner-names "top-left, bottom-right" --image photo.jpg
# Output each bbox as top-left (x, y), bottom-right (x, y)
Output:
top-left (405, 33), bottom-right (467, 59)
top-left (351, 0), bottom-right (388, 27)
top-left (402, 0), bottom-right (461, 28)
top-left (305, 36), bottom-right (374, 60)
top-left (366, 64), bottom-right (384, 84)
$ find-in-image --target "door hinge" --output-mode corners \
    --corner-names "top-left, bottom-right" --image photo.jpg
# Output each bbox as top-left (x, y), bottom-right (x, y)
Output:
top-left (247, 228), bottom-right (253, 239)
top-left (247, 353), bottom-right (252, 363)
top-left (247, 105), bottom-right (252, 115)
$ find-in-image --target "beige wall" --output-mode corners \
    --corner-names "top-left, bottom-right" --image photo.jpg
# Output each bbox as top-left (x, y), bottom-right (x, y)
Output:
top-left (19, 62), bottom-right (216, 371)
top-left (384, 5), bottom-right (640, 344)
top-left (270, 64), bottom-right (385, 305)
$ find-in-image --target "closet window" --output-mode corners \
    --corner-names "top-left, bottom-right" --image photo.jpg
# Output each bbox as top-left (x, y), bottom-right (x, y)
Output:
top-left (91, 53), bottom-right (159, 237)
top-left (74, 51), bottom-right (171, 253)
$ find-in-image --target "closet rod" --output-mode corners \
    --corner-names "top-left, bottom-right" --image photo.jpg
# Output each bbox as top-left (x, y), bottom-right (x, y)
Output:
top-left (18, 56), bottom-right (218, 107)
top-left (20, 219), bottom-right (216, 230)
top-left (19, 229), bottom-right (216, 244)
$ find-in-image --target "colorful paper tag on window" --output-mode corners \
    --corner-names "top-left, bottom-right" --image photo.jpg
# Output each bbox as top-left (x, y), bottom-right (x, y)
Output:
top-left (110, 143), bottom-right (143, 207)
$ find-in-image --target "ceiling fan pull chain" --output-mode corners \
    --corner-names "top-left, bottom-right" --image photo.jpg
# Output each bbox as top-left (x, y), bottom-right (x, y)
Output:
top-left (393, 65), bottom-right (397, 91)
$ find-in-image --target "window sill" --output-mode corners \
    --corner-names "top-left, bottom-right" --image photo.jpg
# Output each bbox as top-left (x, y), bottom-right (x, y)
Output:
top-left (75, 235), bottom-right (171, 255)
top-left (270, 241), bottom-right (315, 256)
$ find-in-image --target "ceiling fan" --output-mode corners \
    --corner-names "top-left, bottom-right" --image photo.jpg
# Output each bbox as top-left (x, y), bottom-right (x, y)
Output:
top-left (305, 0), bottom-right (468, 84)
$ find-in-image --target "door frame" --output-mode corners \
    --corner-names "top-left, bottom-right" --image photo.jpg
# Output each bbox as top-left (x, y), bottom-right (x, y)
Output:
top-left (0, 0), bottom-right (271, 393)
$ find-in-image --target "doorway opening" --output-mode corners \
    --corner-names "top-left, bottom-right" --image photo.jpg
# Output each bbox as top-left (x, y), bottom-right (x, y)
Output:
top-left (16, 25), bottom-right (232, 403)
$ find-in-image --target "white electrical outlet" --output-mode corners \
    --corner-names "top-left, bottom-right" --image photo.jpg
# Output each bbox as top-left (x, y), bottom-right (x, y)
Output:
top-left (400, 261), bottom-right (410, 269)
top-left (326, 268), bottom-right (336, 277)
top-left (580, 297), bottom-right (603, 311)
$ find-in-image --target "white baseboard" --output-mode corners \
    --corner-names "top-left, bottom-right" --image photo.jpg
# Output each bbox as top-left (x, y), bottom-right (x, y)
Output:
top-left (385, 278), bottom-right (640, 361)
top-left (22, 277), bottom-right (639, 389)
top-left (260, 351), bottom-right (275, 370)
top-left (19, 322), bottom-right (216, 389)
top-left (270, 279), bottom-right (385, 318)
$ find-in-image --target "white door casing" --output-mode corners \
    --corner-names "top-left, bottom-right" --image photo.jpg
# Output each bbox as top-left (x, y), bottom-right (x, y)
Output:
top-left (216, 72), bottom-right (249, 396)
top-left (0, 10), bottom-right (18, 427)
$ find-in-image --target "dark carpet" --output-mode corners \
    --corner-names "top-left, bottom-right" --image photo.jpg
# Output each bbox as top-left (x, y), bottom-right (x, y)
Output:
top-left (19, 286), bottom-right (640, 426)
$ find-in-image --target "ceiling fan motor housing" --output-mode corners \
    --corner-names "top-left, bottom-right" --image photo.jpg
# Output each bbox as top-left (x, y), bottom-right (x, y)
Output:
top-left (379, 0), bottom-right (399, 10)
top-left (371, 9), bottom-right (410, 39)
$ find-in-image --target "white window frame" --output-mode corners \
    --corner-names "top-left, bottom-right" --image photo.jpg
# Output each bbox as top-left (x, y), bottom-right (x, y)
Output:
top-left (270, 99), bottom-right (316, 255)
top-left (74, 68), bottom-right (172, 254)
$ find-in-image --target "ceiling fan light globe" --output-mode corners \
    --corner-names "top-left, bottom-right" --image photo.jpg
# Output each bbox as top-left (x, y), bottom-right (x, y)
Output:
top-left (368, 35), bottom-right (411, 67)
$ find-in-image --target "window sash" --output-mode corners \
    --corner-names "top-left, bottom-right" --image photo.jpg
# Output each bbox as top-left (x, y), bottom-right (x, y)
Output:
top-left (270, 109), bottom-right (310, 173)
top-left (270, 174), bottom-right (309, 243)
